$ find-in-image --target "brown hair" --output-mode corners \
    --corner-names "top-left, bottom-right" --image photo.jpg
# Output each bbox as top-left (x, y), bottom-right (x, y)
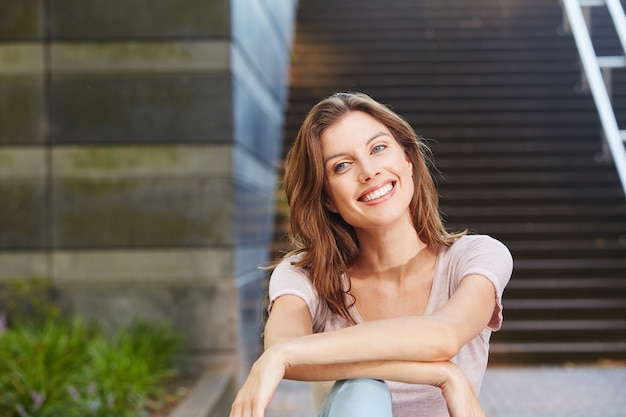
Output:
top-left (279, 92), bottom-right (463, 327)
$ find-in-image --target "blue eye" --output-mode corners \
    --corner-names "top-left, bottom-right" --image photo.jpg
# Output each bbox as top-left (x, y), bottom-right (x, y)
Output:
top-left (372, 144), bottom-right (387, 153)
top-left (334, 162), bottom-right (348, 172)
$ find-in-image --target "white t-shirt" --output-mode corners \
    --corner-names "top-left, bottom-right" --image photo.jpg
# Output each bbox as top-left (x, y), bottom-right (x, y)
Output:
top-left (268, 234), bottom-right (513, 417)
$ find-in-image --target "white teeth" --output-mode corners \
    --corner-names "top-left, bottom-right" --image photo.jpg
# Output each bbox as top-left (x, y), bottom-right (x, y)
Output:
top-left (362, 183), bottom-right (393, 202)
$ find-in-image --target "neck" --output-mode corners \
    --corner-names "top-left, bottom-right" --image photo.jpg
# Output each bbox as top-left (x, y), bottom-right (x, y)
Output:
top-left (351, 220), bottom-right (433, 283)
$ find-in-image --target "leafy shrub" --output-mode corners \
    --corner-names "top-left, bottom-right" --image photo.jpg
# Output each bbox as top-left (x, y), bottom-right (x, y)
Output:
top-left (0, 277), bottom-right (60, 328)
top-left (0, 319), bottom-right (94, 417)
top-left (80, 322), bottom-right (183, 416)
top-left (0, 278), bottom-right (183, 417)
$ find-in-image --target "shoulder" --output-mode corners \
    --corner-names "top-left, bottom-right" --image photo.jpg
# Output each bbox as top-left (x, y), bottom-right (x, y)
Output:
top-left (272, 252), bottom-right (308, 275)
top-left (270, 253), bottom-right (312, 287)
top-left (449, 234), bottom-right (512, 259)
top-left (269, 253), bottom-right (328, 330)
top-left (269, 253), bottom-right (317, 297)
top-left (445, 235), bottom-right (513, 331)
top-left (438, 234), bottom-right (513, 286)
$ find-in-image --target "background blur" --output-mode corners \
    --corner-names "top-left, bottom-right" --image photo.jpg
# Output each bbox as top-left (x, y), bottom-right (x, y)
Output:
top-left (0, 0), bottom-right (297, 383)
top-left (1, 0), bottom-right (626, 415)
top-left (278, 0), bottom-right (626, 367)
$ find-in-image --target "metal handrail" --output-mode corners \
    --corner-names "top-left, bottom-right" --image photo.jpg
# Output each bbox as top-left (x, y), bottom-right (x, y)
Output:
top-left (562, 0), bottom-right (626, 196)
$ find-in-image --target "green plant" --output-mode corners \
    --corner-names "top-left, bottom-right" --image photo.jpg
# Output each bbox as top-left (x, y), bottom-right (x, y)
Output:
top-left (0, 277), bottom-right (60, 328)
top-left (79, 322), bottom-right (183, 417)
top-left (0, 278), bottom-right (183, 417)
top-left (0, 319), bottom-right (96, 417)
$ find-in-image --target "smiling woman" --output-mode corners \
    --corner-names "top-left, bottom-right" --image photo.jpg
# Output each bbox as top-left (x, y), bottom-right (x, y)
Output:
top-left (320, 111), bottom-right (415, 230)
top-left (229, 92), bottom-right (513, 417)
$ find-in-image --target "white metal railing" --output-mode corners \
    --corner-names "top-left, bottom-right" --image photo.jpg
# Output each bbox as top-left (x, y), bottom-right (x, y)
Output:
top-left (561, 0), bottom-right (626, 196)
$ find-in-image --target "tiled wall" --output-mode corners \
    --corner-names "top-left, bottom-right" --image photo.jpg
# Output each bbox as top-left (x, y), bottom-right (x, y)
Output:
top-left (0, 0), bottom-right (297, 373)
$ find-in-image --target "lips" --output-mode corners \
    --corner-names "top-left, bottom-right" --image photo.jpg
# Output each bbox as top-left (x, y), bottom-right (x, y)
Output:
top-left (359, 182), bottom-right (394, 202)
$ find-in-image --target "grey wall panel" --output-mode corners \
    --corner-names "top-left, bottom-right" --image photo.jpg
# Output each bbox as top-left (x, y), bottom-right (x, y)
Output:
top-left (50, 74), bottom-right (233, 144)
top-left (0, 180), bottom-right (46, 249)
top-left (0, 0), bottom-right (44, 39)
top-left (49, 0), bottom-right (230, 39)
top-left (52, 178), bottom-right (234, 247)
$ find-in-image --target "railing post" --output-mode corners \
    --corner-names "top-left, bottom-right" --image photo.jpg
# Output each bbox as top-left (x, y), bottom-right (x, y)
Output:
top-left (559, 0), bottom-right (571, 34)
top-left (578, 6), bottom-right (593, 92)
top-left (605, 0), bottom-right (626, 55)
top-left (562, 0), bottom-right (626, 196)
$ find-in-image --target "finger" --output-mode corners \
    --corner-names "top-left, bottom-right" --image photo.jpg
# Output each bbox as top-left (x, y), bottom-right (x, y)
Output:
top-left (229, 393), bottom-right (250, 417)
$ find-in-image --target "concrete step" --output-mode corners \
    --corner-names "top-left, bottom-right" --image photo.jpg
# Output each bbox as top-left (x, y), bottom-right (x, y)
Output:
top-left (289, 98), bottom-right (599, 114)
top-left (506, 239), bottom-right (626, 253)
top-left (438, 171), bottom-right (620, 185)
top-left (501, 319), bottom-right (626, 333)
top-left (488, 341), bottom-right (626, 364)
top-left (500, 298), bottom-right (626, 321)
top-left (167, 365), bottom-right (236, 417)
top-left (505, 278), bottom-right (626, 298)
top-left (441, 187), bottom-right (625, 200)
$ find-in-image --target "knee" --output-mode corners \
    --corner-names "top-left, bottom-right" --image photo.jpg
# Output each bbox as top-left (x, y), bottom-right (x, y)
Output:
top-left (336, 379), bottom-right (391, 401)
top-left (322, 379), bottom-right (392, 417)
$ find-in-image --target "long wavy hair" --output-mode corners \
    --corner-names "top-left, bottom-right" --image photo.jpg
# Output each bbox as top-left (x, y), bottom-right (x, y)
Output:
top-left (278, 92), bottom-right (464, 328)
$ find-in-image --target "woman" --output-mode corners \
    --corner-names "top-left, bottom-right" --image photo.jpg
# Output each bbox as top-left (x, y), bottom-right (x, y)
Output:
top-left (230, 92), bottom-right (513, 417)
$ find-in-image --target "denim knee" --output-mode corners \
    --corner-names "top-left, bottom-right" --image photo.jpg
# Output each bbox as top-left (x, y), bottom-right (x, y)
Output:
top-left (317, 379), bottom-right (393, 417)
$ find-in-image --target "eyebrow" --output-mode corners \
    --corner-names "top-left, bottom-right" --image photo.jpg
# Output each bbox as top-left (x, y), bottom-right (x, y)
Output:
top-left (323, 131), bottom-right (390, 166)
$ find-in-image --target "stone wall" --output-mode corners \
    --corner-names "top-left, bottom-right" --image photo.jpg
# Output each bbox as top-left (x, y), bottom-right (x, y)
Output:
top-left (0, 0), bottom-right (297, 376)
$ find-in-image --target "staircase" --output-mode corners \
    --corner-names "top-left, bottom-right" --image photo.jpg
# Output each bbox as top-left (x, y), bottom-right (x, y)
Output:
top-left (277, 0), bottom-right (626, 364)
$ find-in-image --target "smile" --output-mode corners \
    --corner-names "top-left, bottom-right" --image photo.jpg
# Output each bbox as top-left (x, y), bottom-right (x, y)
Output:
top-left (359, 182), bottom-right (394, 202)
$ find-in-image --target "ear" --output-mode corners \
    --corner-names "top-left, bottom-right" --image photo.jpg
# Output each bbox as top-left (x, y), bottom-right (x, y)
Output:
top-left (405, 153), bottom-right (413, 169)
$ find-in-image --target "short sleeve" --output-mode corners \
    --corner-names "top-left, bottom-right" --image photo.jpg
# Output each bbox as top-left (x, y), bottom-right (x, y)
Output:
top-left (452, 235), bottom-right (513, 331)
top-left (268, 254), bottom-right (318, 321)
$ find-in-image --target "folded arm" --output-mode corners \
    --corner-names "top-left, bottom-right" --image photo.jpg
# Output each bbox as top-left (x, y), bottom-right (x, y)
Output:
top-left (268, 273), bottom-right (497, 373)
top-left (230, 352), bottom-right (484, 417)
top-left (229, 274), bottom-right (495, 417)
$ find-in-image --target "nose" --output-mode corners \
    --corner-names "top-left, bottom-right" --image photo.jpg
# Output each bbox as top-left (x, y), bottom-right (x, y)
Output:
top-left (358, 159), bottom-right (380, 183)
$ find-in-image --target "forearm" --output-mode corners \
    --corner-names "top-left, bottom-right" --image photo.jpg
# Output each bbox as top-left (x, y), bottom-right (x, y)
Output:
top-left (284, 359), bottom-right (458, 387)
top-left (231, 347), bottom-right (483, 417)
top-left (285, 359), bottom-right (485, 417)
top-left (272, 315), bottom-right (458, 370)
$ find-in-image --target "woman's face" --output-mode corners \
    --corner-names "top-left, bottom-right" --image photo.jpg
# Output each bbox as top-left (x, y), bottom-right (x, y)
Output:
top-left (320, 111), bottom-right (415, 231)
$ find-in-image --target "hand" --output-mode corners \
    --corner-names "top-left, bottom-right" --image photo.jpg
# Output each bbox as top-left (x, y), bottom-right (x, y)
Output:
top-left (229, 345), bottom-right (288, 417)
top-left (438, 363), bottom-right (486, 417)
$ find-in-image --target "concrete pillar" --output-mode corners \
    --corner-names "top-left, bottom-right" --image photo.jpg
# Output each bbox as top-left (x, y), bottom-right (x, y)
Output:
top-left (0, 0), bottom-right (297, 375)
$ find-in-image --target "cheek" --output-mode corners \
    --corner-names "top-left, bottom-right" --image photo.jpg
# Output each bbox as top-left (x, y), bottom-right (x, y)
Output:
top-left (404, 163), bottom-right (413, 179)
top-left (324, 179), bottom-right (357, 214)
top-left (409, 176), bottom-right (416, 195)
top-left (404, 170), bottom-right (416, 196)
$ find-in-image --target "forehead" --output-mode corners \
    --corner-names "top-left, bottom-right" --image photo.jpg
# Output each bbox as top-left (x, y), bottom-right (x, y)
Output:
top-left (320, 111), bottom-right (391, 151)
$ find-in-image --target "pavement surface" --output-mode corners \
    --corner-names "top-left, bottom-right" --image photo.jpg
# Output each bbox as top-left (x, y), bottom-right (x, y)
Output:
top-left (265, 365), bottom-right (626, 417)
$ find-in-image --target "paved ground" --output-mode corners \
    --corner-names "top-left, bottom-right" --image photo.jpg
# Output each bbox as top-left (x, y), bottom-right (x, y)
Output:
top-left (265, 365), bottom-right (626, 417)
